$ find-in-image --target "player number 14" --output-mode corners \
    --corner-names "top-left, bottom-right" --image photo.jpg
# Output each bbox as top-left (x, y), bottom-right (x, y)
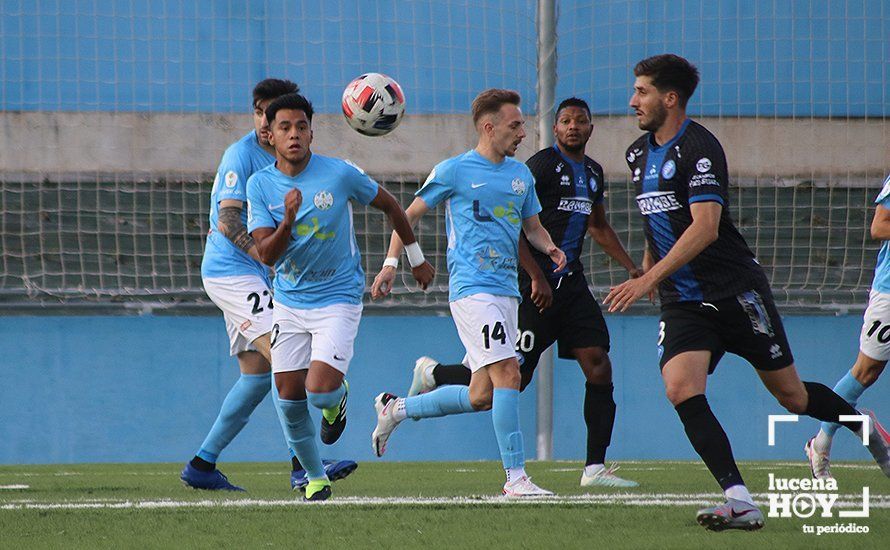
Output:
top-left (481, 322), bottom-right (507, 349)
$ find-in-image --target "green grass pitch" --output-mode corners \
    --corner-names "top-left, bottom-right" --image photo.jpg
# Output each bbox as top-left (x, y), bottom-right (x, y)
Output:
top-left (0, 461), bottom-right (886, 549)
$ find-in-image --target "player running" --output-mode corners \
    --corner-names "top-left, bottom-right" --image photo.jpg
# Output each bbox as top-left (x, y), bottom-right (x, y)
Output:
top-left (247, 93), bottom-right (433, 501)
top-left (605, 54), bottom-right (890, 531)
top-left (405, 97), bottom-right (640, 488)
top-left (370, 89), bottom-right (566, 497)
top-left (182, 79), bottom-right (356, 492)
top-left (806, 171), bottom-right (890, 480)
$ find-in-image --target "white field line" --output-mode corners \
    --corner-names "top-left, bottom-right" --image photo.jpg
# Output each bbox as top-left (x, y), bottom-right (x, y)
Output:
top-left (0, 485), bottom-right (29, 490)
top-left (2, 493), bottom-right (888, 511)
top-left (2, 463), bottom-right (881, 478)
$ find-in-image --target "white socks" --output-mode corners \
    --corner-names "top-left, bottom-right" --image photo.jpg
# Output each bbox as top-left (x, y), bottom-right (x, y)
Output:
top-left (392, 398), bottom-right (408, 422)
top-left (505, 467), bottom-right (527, 483)
top-left (725, 484), bottom-right (755, 505)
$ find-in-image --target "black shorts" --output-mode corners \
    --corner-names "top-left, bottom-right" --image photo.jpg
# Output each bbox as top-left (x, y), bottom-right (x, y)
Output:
top-left (658, 285), bottom-right (794, 373)
top-left (517, 271), bottom-right (609, 386)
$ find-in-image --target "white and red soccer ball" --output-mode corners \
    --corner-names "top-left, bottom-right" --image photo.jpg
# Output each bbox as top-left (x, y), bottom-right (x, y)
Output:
top-left (341, 73), bottom-right (406, 136)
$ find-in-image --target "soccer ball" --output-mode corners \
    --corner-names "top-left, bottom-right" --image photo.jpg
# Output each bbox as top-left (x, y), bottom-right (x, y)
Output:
top-left (341, 73), bottom-right (406, 136)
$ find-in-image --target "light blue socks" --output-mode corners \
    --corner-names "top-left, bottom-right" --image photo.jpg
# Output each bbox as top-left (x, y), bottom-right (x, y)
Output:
top-left (404, 385), bottom-right (474, 418)
top-left (197, 372), bottom-right (271, 463)
top-left (492, 388), bottom-right (525, 469)
top-left (276, 398), bottom-right (324, 479)
top-left (820, 370), bottom-right (867, 438)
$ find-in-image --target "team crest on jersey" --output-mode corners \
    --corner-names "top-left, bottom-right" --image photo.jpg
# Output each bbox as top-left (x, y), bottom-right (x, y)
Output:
top-left (661, 160), bottom-right (676, 179)
top-left (589, 176), bottom-right (599, 193)
top-left (313, 190), bottom-right (334, 210)
top-left (511, 178), bottom-right (527, 195)
top-left (225, 171), bottom-right (238, 188)
top-left (696, 158), bottom-right (712, 172)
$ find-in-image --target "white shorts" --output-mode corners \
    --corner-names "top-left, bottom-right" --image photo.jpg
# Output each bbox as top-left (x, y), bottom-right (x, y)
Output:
top-left (450, 293), bottom-right (519, 372)
top-left (270, 301), bottom-right (363, 375)
top-left (203, 275), bottom-right (274, 356)
top-left (859, 289), bottom-right (890, 361)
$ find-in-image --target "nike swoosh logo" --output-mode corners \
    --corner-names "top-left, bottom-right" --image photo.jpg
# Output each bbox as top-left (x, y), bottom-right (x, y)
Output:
top-left (268, 203), bottom-right (284, 210)
top-left (730, 509), bottom-right (753, 519)
top-left (333, 354), bottom-right (345, 361)
top-left (471, 183), bottom-right (487, 189)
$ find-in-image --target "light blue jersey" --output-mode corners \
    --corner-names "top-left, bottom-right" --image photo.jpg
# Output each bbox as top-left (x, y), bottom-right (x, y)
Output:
top-left (201, 131), bottom-right (276, 280)
top-left (246, 154), bottom-right (379, 309)
top-left (417, 150), bottom-right (541, 301)
top-left (872, 173), bottom-right (890, 293)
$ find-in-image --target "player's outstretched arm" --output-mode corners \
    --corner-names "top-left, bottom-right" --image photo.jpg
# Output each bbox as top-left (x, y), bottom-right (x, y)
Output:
top-left (521, 214), bottom-right (566, 272)
top-left (871, 204), bottom-right (890, 240)
top-left (252, 188), bottom-right (301, 265)
top-left (518, 234), bottom-right (552, 312)
top-left (217, 199), bottom-right (263, 263)
top-left (605, 201), bottom-right (720, 312)
top-left (370, 188), bottom-right (435, 291)
top-left (370, 197), bottom-right (431, 300)
top-left (587, 203), bottom-right (641, 278)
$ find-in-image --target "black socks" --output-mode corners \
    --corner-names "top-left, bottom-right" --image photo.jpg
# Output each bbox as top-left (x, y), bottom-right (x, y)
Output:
top-left (675, 394), bottom-right (744, 490)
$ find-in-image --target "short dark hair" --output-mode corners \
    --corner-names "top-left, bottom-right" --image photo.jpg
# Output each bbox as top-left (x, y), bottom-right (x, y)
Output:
top-left (555, 97), bottom-right (591, 118)
top-left (252, 79), bottom-right (300, 108)
top-left (471, 88), bottom-right (521, 126)
top-left (633, 54), bottom-right (700, 108)
top-left (265, 93), bottom-right (314, 125)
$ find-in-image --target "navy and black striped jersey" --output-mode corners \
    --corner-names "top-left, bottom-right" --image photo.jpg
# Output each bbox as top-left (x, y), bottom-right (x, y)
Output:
top-left (625, 119), bottom-right (767, 305)
top-left (524, 145), bottom-right (605, 278)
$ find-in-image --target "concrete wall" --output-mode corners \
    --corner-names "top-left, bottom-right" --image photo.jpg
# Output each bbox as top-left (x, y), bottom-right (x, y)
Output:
top-left (2, 113), bottom-right (887, 182)
top-left (0, 313), bottom-right (884, 465)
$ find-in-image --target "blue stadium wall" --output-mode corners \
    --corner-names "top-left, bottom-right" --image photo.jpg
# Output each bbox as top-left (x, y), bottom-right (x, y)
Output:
top-left (1, 314), bottom-right (884, 465)
top-left (3, 0), bottom-right (887, 117)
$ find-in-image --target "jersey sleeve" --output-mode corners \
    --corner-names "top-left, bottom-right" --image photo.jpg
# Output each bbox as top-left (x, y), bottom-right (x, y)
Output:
top-left (520, 168), bottom-right (542, 219)
top-left (215, 149), bottom-right (252, 203)
top-left (415, 160), bottom-right (455, 209)
top-left (875, 173), bottom-right (890, 206)
top-left (684, 136), bottom-right (728, 206)
top-left (342, 159), bottom-right (380, 205)
top-left (246, 174), bottom-right (275, 232)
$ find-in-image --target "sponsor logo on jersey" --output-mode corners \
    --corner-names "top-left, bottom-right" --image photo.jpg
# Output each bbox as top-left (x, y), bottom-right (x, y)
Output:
top-left (476, 246), bottom-right (518, 272)
top-left (558, 197), bottom-right (593, 215)
top-left (560, 174), bottom-right (571, 186)
top-left (636, 191), bottom-right (682, 215)
top-left (632, 167), bottom-right (642, 182)
top-left (661, 159), bottom-right (677, 179)
top-left (511, 178), bottom-right (527, 195)
top-left (627, 148), bottom-right (642, 163)
top-left (696, 157), bottom-right (712, 172)
top-left (555, 162), bottom-right (563, 173)
top-left (314, 190), bottom-right (334, 210)
top-left (225, 171), bottom-right (238, 188)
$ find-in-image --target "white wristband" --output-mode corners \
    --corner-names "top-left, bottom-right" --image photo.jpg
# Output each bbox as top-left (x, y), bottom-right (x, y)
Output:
top-left (383, 257), bottom-right (399, 269)
top-left (405, 242), bottom-right (425, 268)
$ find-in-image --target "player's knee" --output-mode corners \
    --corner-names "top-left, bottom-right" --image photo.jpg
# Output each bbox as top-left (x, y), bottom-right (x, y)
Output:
top-left (581, 350), bottom-right (612, 384)
top-left (853, 362), bottom-right (885, 386)
top-left (664, 383), bottom-right (696, 407)
top-left (469, 392), bottom-right (492, 411)
top-left (776, 391), bottom-right (808, 414)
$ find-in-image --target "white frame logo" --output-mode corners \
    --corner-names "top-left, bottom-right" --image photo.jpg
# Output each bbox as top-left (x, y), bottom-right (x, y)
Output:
top-left (766, 414), bottom-right (871, 534)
